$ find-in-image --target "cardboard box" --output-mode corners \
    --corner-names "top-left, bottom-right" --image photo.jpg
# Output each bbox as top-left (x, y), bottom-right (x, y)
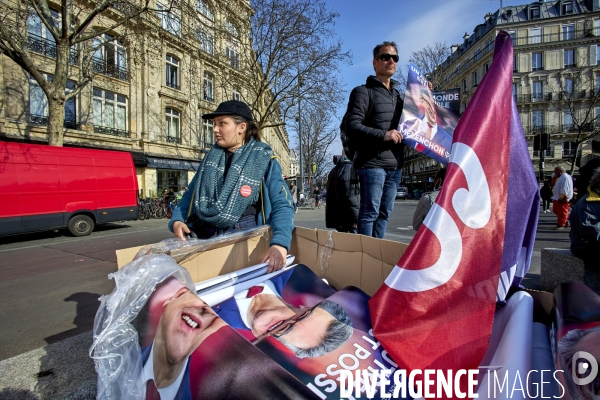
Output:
top-left (116, 227), bottom-right (409, 296)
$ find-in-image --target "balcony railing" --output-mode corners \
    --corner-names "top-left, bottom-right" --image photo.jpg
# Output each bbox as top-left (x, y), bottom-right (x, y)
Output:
top-left (166, 135), bottom-right (181, 144)
top-left (92, 57), bottom-right (128, 81)
top-left (27, 34), bottom-right (78, 64)
top-left (516, 92), bottom-right (553, 103)
top-left (94, 125), bottom-right (130, 138)
top-left (514, 29), bottom-right (596, 46)
top-left (533, 149), bottom-right (555, 158)
top-left (562, 149), bottom-right (577, 157)
top-left (165, 80), bottom-right (180, 90)
top-left (30, 114), bottom-right (78, 129)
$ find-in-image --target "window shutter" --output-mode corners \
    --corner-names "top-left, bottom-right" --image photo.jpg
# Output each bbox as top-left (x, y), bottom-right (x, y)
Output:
top-left (590, 44), bottom-right (598, 66)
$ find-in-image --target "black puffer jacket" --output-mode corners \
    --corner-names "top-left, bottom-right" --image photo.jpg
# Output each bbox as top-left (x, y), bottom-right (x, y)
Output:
top-left (346, 75), bottom-right (404, 170)
top-left (325, 156), bottom-right (359, 231)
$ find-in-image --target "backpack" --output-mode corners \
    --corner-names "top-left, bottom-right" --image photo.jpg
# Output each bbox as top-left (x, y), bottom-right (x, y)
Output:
top-left (340, 86), bottom-right (373, 162)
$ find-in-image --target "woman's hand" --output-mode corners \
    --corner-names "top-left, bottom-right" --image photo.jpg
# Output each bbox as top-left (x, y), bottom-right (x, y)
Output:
top-left (172, 221), bottom-right (191, 240)
top-left (262, 244), bottom-right (287, 273)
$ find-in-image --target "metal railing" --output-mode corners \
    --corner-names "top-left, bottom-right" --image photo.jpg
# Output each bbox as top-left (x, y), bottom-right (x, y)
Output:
top-left (27, 34), bottom-right (78, 64)
top-left (514, 29), bottom-right (596, 46)
top-left (166, 135), bottom-right (181, 144)
top-left (92, 57), bottom-right (128, 81)
top-left (93, 125), bottom-right (130, 138)
top-left (165, 81), bottom-right (180, 90)
top-left (30, 114), bottom-right (78, 129)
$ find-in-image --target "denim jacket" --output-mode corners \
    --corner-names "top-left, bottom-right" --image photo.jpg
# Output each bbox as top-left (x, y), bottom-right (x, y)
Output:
top-left (169, 157), bottom-right (295, 251)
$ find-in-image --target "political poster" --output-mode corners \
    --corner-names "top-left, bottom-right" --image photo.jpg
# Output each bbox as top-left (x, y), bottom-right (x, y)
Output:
top-left (398, 63), bottom-right (460, 165)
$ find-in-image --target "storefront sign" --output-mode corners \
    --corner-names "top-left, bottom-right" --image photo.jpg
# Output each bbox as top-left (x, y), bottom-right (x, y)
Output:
top-left (147, 156), bottom-right (200, 171)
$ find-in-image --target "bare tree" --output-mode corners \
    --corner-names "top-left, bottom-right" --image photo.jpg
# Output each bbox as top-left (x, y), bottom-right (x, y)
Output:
top-left (218, 0), bottom-right (350, 131)
top-left (296, 104), bottom-right (336, 184)
top-left (551, 68), bottom-right (600, 175)
top-left (394, 41), bottom-right (451, 95)
top-left (0, 0), bottom-right (163, 146)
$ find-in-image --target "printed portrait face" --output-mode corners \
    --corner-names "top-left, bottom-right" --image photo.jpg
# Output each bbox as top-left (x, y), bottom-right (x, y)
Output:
top-left (248, 295), bottom-right (353, 359)
top-left (155, 287), bottom-right (226, 365)
top-left (420, 89), bottom-right (437, 126)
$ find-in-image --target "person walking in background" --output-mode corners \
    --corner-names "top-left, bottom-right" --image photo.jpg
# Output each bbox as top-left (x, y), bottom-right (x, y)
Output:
top-left (551, 166), bottom-right (573, 230)
top-left (313, 185), bottom-right (321, 209)
top-left (325, 154), bottom-right (360, 233)
top-left (540, 179), bottom-right (552, 213)
top-left (569, 167), bottom-right (600, 274)
top-left (289, 181), bottom-right (298, 214)
top-left (345, 41), bottom-right (404, 239)
top-left (169, 100), bottom-right (294, 273)
top-left (412, 168), bottom-right (446, 231)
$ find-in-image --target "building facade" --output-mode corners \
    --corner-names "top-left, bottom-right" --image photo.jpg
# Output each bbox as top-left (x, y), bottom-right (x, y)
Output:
top-left (404, 0), bottom-right (600, 188)
top-left (0, 0), bottom-right (290, 197)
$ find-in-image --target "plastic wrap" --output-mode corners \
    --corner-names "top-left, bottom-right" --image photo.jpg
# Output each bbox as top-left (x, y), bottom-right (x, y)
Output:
top-left (319, 229), bottom-right (335, 276)
top-left (134, 225), bottom-right (270, 263)
top-left (90, 254), bottom-right (194, 400)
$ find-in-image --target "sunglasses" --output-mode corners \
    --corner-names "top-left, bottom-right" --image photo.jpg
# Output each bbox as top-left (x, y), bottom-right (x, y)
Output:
top-left (377, 53), bottom-right (399, 63)
top-left (252, 305), bottom-right (317, 342)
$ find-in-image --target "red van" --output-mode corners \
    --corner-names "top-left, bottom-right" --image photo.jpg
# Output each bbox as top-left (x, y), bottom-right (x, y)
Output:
top-left (0, 142), bottom-right (139, 236)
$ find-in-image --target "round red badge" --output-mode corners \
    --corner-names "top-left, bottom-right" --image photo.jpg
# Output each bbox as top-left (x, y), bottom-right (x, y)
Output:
top-left (240, 185), bottom-right (252, 197)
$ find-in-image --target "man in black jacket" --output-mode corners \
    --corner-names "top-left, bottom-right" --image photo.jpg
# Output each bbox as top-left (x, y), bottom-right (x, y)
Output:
top-left (346, 41), bottom-right (404, 239)
top-left (326, 154), bottom-right (360, 233)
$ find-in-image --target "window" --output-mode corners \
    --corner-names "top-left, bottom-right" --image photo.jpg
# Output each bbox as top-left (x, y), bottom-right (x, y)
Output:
top-left (508, 30), bottom-right (517, 44)
top-left (29, 74), bottom-right (77, 129)
top-left (532, 81), bottom-right (543, 101)
top-left (564, 111), bottom-right (574, 131)
top-left (201, 118), bottom-right (214, 148)
top-left (513, 55), bottom-right (518, 72)
top-left (485, 63), bottom-right (490, 74)
top-left (475, 48), bottom-right (481, 61)
top-left (562, 2), bottom-right (573, 15)
top-left (532, 53), bottom-right (543, 70)
top-left (595, 19), bottom-right (600, 36)
top-left (157, 2), bottom-right (180, 36)
top-left (92, 34), bottom-right (127, 80)
top-left (486, 39), bottom-right (494, 52)
top-left (472, 71), bottom-right (478, 87)
top-left (196, 0), bottom-right (213, 20)
top-left (532, 110), bottom-right (543, 130)
top-left (462, 79), bottom-right (467, 92)
top-left (562, 24), bottom-right (574, 40)
top-left (530, 28), bottom-right (542, 44)
top-left (165, 108), bottom-right (180, 143)
top-left (203, 72), bottom-right (214, 102)
top-left (563, 141), bottom-right (577, 157)
top-left (226, 47), bottom-right (240, 69)
top-left (596, 76), bottom-right (600, 93)
top-left (27, 8), bottom-right (58, 58)
top-left (564, 49), bottom-right (575, 67)
top-left (564, 78), bottom-right (574, 94)
top-left (530, 7), bottom-right (540, 19)
top-left (232, 87), bottom-right (241, 101)
top-left (512, 82), bottom-right (518, 102)
top-left (93, 88), bottom-right (128, 137)
top-left (226, 20), bottom-right (238, 37)
top-left (27, 8), bottom-right (77, 63)
top-left (166, 55), bottom-right (179, 89)
top-left (197, 30), bottom-right (214, 54)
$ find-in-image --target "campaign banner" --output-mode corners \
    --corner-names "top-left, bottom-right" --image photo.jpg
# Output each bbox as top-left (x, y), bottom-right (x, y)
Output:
top-left (211, 264), bottom-right (402, 399)
top-left (398, 63), bottom-right (460, 165)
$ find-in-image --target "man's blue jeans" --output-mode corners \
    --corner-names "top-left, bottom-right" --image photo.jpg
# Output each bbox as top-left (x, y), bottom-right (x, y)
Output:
top-left (357, 168), bottom-right (402, 239)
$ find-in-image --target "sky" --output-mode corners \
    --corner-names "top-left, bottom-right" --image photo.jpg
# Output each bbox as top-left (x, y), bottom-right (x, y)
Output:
top-left (299, 0), bottom-right (529, 153)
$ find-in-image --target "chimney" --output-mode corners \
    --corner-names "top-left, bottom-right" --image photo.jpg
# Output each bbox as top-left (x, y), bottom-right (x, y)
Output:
top-left (463, 32), bottom-right (469, 42)
top-left (484, 12), bottom-right (493, 22)
top-left (451, 44), bottom-right (459, 53)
